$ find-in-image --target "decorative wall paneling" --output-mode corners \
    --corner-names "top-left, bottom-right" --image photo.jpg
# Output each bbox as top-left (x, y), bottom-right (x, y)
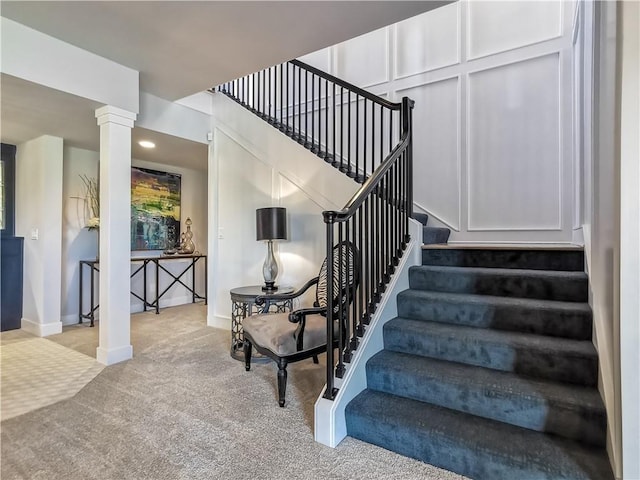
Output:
top-left (299, 0), bottom-right (578, 244)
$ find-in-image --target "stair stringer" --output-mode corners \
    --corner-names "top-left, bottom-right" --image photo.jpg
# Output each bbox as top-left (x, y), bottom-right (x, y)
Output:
top-left (314, 218), bottom-right (423, 448)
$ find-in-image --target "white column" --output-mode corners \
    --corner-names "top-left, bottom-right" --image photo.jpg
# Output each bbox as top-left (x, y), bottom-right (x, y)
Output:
top-left (619, 2), bottom-right (640, 478)
top-left (95, 105), bottom-right (136, 365)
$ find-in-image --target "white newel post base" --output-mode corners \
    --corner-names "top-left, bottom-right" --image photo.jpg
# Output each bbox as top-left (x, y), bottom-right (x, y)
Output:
top-left (95, 105), bottom-right (136, 366)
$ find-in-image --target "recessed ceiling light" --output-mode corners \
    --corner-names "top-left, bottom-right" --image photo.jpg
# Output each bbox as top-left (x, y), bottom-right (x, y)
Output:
top-left (138, 140), bottom-right (156, 149)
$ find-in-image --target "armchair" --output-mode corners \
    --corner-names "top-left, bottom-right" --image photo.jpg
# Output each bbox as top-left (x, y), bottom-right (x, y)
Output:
top-left (242, 241), bottom-right (359, 407)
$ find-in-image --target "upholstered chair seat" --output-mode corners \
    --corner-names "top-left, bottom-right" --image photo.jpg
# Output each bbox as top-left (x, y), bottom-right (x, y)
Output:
top-left (243, 313), bottom-right (334, 357)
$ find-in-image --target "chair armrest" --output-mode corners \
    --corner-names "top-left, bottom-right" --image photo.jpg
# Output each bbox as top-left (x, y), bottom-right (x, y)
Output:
top-left (255, 277), bottom-right (319, 306)
top-left (289, 306), bottom-right (327, 351)
top-left (288, 306), bottom-right (326, 324)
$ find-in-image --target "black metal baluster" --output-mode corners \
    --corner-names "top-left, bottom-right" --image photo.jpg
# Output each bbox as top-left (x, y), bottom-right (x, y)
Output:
top-left (371, 101), bottom-right (376, 173)
top-left (335, 223), bottom-right (345, 378)
top-left (363, 197), bottom-right (370, 323)
top-left (311, 73), bottom-right (315, 151)
top-left (355, 95), bottom-right (360, 181)
top-left (279, 63), bottom-right (284, 128)
top-left (251, 73), bottom-right (256, 111)
top-left (332, 83), bottom-right (336, 165)
top-left (262, 69), bottom-right (267, 117)
top-left (340, 86), bottom-right (344, 172)
top-left (272, 67), bottom-right (275, 121)
top-left (298, 66), bottom-right (302, 141)
top-left (342, 219), bottom-right (352, 364)
top-left (380, 105), bottom-right (387, 282)
top-left (323, 213), bottom-right (336, 400)
top-left (325, 78), bottom-right (329, 160)
top-left (286, 63), bottom-right (290, 134)
top-left (356, 206), bottom-right (364, 333)
top-left (347, 90), bottom-right (351, 177)
top-left (304, 70), bottom-right (309, 146)
top-left (363, 100), bottom-right (368, 179)
top-left (405, 97), bottom-right (414, 227)
top-left (393, 162), bottom-right (398, 263)
top-left (374, 183), bottom-right (380, 302)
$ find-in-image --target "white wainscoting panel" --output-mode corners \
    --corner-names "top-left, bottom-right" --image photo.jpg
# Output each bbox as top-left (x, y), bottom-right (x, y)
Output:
top-left (467, 53), bottom-right (561, 231)
top-left (401, 77), bottom-right (460, 230)
top-left (467, 1), bottom-right (562, 60)
top-left (395, 2), bottom-right (460, 79)
top-left (335, 27), bottom-right (389, 88)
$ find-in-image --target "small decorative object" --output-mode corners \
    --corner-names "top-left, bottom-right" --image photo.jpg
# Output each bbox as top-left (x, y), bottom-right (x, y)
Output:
top-left (80, 175), bottom-right (99, 230)
top-left (178, 217), bottom-right (195, 254)
top-left (256, 207), bottom-right (287, 291)
top-left (163, 225), bottom-right (178, 255)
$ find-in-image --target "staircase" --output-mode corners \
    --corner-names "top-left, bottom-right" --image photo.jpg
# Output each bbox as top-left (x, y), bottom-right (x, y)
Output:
top-left (345, 247), bottom-right (613, 479)
top-left (412, 212), bottom-right (450, 245)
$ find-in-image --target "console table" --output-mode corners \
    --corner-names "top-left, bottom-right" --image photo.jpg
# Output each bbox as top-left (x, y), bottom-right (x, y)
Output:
top-left (229, 285), bottom-right (294, 361)
top-left (79, 254), bottom-right (207, 327)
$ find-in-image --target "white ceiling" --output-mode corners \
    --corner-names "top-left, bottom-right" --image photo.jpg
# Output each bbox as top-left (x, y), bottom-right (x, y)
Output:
top-left (1, 1), bottom-right (449, 170)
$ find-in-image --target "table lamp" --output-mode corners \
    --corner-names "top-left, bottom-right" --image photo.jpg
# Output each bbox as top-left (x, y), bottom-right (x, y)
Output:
top-left (256, 207), bottom-right (287, 291)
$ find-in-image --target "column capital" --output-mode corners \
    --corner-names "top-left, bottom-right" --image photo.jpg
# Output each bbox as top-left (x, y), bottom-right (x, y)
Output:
top-left (95, 105), bottom-right (137, 128)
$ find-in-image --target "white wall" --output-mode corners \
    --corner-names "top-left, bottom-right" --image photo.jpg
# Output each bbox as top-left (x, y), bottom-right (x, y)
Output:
top-left (300, 0), bottom-right (578, 245)
top-left (15, 135), bottom-right (64, 336)
top-left (208, 93), bottom-right (358, 328)
top-left (61, 146), bottom-right (208, 325)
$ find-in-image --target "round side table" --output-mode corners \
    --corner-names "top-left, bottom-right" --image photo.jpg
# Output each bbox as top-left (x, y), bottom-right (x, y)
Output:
top-left (229, 285), bottom-right (294, 361)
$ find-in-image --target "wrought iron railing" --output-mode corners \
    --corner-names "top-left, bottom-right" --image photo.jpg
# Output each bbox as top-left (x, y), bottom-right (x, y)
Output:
top-left (217, 59), bottom-right (403, 184)
top-left (323, 97), bottom-right (413, 399)
top-left (216, 60), bottom-right (414, 401)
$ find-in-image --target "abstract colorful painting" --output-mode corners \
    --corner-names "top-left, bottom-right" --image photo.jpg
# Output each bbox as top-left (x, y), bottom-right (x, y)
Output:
top-left (131, 167), bottom-right (181, 250)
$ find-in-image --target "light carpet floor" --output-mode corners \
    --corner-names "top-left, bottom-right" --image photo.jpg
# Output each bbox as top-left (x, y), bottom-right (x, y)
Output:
top-left (1, 303), bottom-right (466, 480)
top-left (0, 331), bottom-right (104, 422)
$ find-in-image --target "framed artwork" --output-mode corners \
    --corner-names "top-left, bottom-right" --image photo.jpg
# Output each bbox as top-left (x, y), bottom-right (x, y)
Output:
top-left (131, 166), bottom-right (181, 250)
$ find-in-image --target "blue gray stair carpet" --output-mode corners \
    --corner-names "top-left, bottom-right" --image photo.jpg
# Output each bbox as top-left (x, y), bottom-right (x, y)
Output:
top-left (345, 247), bottom-right (613, 479)
top-left (412, 212), bottom-right (451, 245)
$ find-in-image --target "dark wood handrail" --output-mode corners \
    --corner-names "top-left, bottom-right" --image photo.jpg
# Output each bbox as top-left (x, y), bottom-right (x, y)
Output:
top-left (325, 131), bottom-right (410, 223)
top-left (290, 59), bottom-right (402, 110)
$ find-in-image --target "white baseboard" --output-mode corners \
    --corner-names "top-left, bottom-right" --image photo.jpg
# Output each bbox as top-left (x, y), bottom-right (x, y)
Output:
top-left (61, 314), bottom-right (81, 326)
top-left (96, 344), bottom-right (133, 365)
top-left (21, 318), bottom-right (63, 337)
top-left (208, 314), bottom-right (230, 330)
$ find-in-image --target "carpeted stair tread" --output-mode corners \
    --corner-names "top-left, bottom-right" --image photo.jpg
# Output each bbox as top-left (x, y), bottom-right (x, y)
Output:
top-left (367, 350), bottom-right (606, 446)
top-left (422, 248), bottom-right (584, 271)
top-left (423, 226), bottom-right (451, 245)
top-left (396, 289), bottom-right (592, 339)
top-left (384, 318), bottom-right (598, 386)
top-left (409, 265), bottom-right (588, 302)
top-left (346, 389), bottom-right (613, 480)
top-left (412, 213), bottom-right (429, 226)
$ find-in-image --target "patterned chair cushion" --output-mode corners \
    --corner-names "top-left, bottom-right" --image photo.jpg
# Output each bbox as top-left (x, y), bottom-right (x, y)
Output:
top-left (243, 313), bottom-right (330, 356)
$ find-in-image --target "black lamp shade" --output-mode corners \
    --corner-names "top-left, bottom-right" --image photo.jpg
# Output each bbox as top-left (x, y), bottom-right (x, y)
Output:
top-left (256, 207), bottom-right (287, 241)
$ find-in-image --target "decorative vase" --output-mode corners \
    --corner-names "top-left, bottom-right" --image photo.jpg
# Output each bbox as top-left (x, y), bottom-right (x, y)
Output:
top-left (181, 218), bottom-right (195, 254)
